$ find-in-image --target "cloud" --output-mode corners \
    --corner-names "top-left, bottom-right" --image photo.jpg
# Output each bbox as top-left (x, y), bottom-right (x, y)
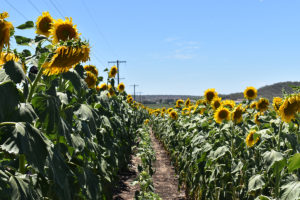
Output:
top-left (164, 37), bottom-right (180, 43)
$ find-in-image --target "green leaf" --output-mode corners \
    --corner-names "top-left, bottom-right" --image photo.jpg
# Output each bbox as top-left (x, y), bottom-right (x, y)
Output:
top-left (0, 81), bottom-right (19, 122)
top-left (288, 153), bottom-right (300, 173)
top-left (255, 195), bottom-right (274, 200)
top-left (11, 103), bottom-right (37, 122)
top-left (9, 173), bottom-right (41, 200)
top-left (14, 36), bottom-right (32, 46)
top-left (208, 146), bottom-right (230, 160)
top-left (16, 21), bottom-right (34, 29)
top-left (62, 68), bottom-right (87, 92)
top-left (0, 122), bottom-right (51, 173)
top-left (21, 49), bottom-right (31, 57)
top-left (3, 60), bottom-right (27, 84)
top-left (74, 104), bottom-right (97, 135)
top-left (281, 181), bottom-right (300, 200)
top-left (32, 93), bottom-right (60, 133)
top-left (248, 174), bottom-right (265, 193)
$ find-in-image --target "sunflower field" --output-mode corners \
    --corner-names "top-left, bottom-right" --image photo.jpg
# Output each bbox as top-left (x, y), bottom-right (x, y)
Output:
top-left (0, 12), bottom-right (149, 199)
top-left (148, 87), bottom-right (300, 200)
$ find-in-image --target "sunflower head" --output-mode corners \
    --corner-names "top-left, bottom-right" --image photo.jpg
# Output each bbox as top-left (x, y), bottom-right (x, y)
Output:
top-left (127, 96), bottom-right (133, 103)
top-left (109, 65), bottom-right (118, 78)
top-left (167, 108), bottom-right (173, 113)
top-left (182, 107), bottom-right (190, 115)
top-left (232, 105), bottom-right (243, 124)
top-left (85, 71), bottom-right (97, 88)
top-left (272, 97), bottom-right (283, 113)
top-left (118, 82), bottom-right (125, 92)
top-left (185, 98), bottom-right (191, 107)
top-left (211, 97), bottom-right (222, 110)
top-left (222, 99), bottom-right (236, 109)
top-left (144, 119), bottom-right (149, 125)
top-left (246, 130), bottom-right (259, 147)
top-left (42, 43), bottom-right (90, 75)
top-left (250, 101), bottom-right (257, 109)
top-left (204, 88), bottom-right (218, 102)
top-left (0, 51), bottom-right (19, 66)
top-left (169, 110), bottom-right (178, 120)
top-left (0, 12), bottom-right (13, 52)
top-left (256, 98), bottom-right (269, 112)
top-left (50, 17), bottom-right (79, 44)
top-left (162, 107), bottom-right (166, 113)
top-left (36, 12), bottom-right (53, 37)
top-left (254, 112), bottom-right (263, 125)
top-left (175, 99), bottom-right (184, 108)
top-left (214, 106), bottom-right (231, 124)
top-left (244, 86), bottom-right (257, 100)
top-left (108, 84), bottom-right (115, 96)
top-left (84, 65), bottom-right (98, 77)
top-left (98, 83), bottom-right (107, 91)
top-left (278, 95), bottom-right (300, 123)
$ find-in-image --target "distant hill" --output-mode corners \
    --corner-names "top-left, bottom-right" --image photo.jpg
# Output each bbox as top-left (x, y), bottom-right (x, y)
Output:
top-left (139, 81), bottom-right (300, 105)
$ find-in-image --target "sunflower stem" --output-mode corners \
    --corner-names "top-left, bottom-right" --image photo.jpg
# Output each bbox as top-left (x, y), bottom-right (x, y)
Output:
top-left (275, 121), bottom-right (283, 198)
top-left (27, 67), bottom-right (44, 103)
top-left (19, 154), bottom-right (26, 174)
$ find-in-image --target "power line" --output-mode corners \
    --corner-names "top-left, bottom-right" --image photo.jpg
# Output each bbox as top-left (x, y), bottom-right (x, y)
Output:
top-left (80, 0), bottom-right (119, 59)
top-left (108, 60), bottom-right (126, 85)
top-left (49, 0), bottom-right (64, 18)
top-left (4, 0), bottom-right (29, 20)
top-left (27, 0), bottom-right (42, 15)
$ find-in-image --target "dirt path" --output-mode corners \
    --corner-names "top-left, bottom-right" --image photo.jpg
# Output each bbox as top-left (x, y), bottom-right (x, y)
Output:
top-left (113, 155), bottom-right (140, 200)
top-left (150, 132), bottom-right (186, 200)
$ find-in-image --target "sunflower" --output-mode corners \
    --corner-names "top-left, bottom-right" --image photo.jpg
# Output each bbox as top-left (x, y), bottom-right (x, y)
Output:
top-left (204, 88), bottom-right (218, 103)
top-left (167, 108), bottom-right (173, 113)
top-left (272, 97), bottom-right (283, 113)
top-left (85, 71), bottom-right (97, 88)
top-left (175, 99), bottom-right (184, 108)
top-left (182, 107), bottom-right (190, 115)
top-left (256, 98), bottom-right (269, 112)
top-left (214, 106), bottom-right (231, 124)
top-left (244, 86), bottom-right (257, 100)
top-left (169, 110), bottom-right (178, 120)
top-left (222, 99), bottom-right (236, 109)
top-left (84, 65), bottom-right (98, 77)
top-left (254, 112), bottom-right (263, 125)
top-left (232, 105), bottom-right (243, 124)
top-left (50, 17), bottom-right (79, 44)
top-left (211, 97), bottom-right (222, 110)
top-left (162, 107), bottom-right (166, 113)
top-left (144, 119), bottom-right (149, 125)
top-left (36, 12), bottom-right (53, 37)
top-left (98, 83), bottom-right (107, 91)
top-left (0, 12), bottom-right (13, 52)
top-left (108, 84), bottom-right (115, 96)
top-left (118, 82), bottom-right (125, 92)
top-left (0, 51), bottom-right (19, 65)
top-left (185, 98), bottom-right (191, 107)
top-left (108, 65), bottom-right (118, 78)
top-left (42, 45), bottom-right (90, 75)
top-left (250, 101), bottom-right (257, 109)
top-left (246, 130), bottom-right (259, 147)
top-left (127, 96), bottom-right (133, 103)
top-left (278, 95), bottom-right (300, 123)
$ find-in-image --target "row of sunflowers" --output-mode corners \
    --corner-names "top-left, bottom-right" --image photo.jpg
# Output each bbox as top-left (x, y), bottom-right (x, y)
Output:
top-left (0, 11), bottom-right (148, 199)
top-left (148, 87), bottom-right (300, 199)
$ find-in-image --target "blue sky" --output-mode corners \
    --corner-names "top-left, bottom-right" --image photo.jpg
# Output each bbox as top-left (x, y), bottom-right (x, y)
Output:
top-left (3, 0), bottom-right (300, 95)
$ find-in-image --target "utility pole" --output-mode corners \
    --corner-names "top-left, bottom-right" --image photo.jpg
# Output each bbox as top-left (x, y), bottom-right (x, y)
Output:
top-left (137, 92), bottom-right (143, 102)
top-left (108, 60), bottom-right (126, 85)
top-left (130, 84), bottom-right (139, 100)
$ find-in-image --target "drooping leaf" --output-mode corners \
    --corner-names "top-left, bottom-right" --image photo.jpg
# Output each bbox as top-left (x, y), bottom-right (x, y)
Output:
top-left (0, 122), bottom-right (51, 173)
top-left (208, 146), bottom-right (230, 161)
top-left (10, 103), bottom-right (37, 122)
top-left (0, 81), bottom-right (19, 122)
top-left (3, 60), bottom-right (26, 83)
top-left (248, 174), bottom-right (265, 193)
top-left (281, 181), bottom-right (300, 200)
top-left (262, 150), bottom-right (286, 171)
top-left (16, 21), bottom-right (34, 29)
top-left (62, 68), bottom-right (87, 92)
